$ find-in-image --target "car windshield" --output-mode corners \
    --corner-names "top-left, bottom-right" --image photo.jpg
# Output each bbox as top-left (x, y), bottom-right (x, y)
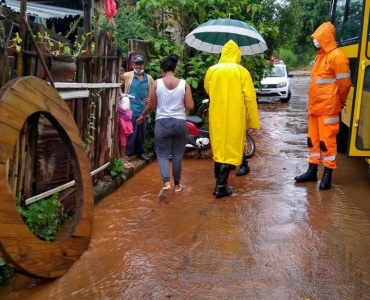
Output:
top-left (269, 66), bottom-right (286, 77)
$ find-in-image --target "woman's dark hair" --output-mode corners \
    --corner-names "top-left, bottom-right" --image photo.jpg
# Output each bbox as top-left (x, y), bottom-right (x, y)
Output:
top-left (160, 54), bottom-right (179, 72)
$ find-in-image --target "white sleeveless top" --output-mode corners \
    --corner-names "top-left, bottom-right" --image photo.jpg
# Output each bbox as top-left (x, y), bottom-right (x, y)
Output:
top-left (155, 78), bottom-right (186, 120)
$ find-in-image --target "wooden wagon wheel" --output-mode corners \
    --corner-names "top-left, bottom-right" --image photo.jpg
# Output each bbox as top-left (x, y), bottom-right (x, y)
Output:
top-left (0, 76), bottom-right (93, 278)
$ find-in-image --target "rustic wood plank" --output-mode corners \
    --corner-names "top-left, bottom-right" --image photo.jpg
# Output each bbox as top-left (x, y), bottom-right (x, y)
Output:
top-left (59, 89), bottom-right (89, 100)
top-left (16, 123), bottom-right (27, 201)
top-left (53, 82), bottom-right (121, 88)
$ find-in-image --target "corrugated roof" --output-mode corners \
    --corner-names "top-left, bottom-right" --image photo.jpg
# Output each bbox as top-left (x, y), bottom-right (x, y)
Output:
top-left (1, 0), bottom-right (83, 19)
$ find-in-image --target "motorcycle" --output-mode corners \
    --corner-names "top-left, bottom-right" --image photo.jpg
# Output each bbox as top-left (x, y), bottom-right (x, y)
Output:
top-left (185, 99), bottom-right (211, 154)
top-left (185, 99), bottom-right (256, 158)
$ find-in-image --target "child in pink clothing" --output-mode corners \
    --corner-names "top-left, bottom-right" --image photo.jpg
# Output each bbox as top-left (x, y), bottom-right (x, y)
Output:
top-left (118, 94), bottom-right (134, 168)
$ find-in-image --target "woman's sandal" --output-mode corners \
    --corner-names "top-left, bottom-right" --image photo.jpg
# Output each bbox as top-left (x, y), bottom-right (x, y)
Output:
top-left (124, 161), bottom-right (134, 169)
top-left (174, 184), bottom-right (183, 192)
top-left (158, 186), bottom-right (171, 202)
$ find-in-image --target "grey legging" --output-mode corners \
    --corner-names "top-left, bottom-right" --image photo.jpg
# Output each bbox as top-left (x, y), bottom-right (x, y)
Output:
top-left (154, 118), bottom-right (188, 184)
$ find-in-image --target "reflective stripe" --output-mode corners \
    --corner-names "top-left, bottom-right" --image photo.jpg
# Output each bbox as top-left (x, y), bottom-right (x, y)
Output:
top-left (323, 155), bottom-right (336, 161)
top-left (324, 117), bottom-right (339, 124)
top-left (309, 152), bottom-right (321, 157)
top-left (316, 77), bottom-right (336, 84)
top-left (336, 72), bottom-right (350, 79)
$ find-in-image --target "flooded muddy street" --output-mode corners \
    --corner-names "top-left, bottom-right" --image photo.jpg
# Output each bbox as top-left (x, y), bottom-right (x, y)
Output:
top-left (3, 74), bottom-right (370, 299)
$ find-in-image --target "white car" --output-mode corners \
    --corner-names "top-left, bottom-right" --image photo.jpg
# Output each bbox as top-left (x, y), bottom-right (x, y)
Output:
top-left (255, 63), bottom-right (293, 103)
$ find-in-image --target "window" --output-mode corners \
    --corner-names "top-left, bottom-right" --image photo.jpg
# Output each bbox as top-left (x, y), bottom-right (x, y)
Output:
top-left (332, 0), bottom-right (363, 43)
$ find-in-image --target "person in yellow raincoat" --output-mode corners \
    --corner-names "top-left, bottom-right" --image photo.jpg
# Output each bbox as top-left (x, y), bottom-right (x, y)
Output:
top-left (294, 22), bottom-right (351, 190)
top-left (204, 40), bottom-right (260, 198)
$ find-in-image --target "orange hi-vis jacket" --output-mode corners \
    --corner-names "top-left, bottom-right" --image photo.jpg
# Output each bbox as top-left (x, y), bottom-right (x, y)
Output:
top-left (308, 22), bottom-right (351, 115)
top-left (306, 22), bottom-right (351, 169)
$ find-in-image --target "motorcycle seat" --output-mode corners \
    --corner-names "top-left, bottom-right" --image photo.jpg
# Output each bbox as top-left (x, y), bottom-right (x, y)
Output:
top-left (186, 115), bottom-right (204, 127)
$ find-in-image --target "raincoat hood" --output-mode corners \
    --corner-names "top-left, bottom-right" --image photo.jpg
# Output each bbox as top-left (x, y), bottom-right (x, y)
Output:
top-left (311, 22), bottom-right (337, 53)
top-left (219, 40), bottom-right (241, 64)
top-left (308, 22), bottom-right (351, 115)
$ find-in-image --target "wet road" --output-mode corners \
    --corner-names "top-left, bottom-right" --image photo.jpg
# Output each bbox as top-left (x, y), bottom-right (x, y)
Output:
top-left (2, 75), bottom-right (370, 299)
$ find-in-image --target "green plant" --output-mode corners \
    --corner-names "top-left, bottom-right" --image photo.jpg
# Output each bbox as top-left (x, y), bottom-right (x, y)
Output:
top-left (0, 194), bottom-right (68, 285)
top-left (7, 32), bottom-right (22, 53)
top-left (242, 53), bottom-right (272, 87)
top-left (185, 52), bottom-right (218, 90)
top-left (144, 114), bottom-right (156, 154)
top-left (84, 93), bottom-right (96, 148)
top-left (0, 257), bottom-right (14, 285)
top-left (278, 48), bottom-right (300, 68)
top-left (15, 193), bottom-right (67, 242)
top-left (66, 16), bottom-right (82, 39)
top-left (109, 157), bottom-right (127, 181)
top-left (99, 7), bottom-right (154, 54)
top-left (36, 31), bottom-right (93, 60)
top-left (278, 47), bottom-right (314, 69)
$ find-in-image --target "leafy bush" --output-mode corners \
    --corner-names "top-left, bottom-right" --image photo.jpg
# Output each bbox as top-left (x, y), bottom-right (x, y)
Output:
top-left (278, 48), bottom-right (315, 69)
top-left (0, 258), bottom-right (14, 285)
top-left (99, 8), bottom-right (154, 55)
top-left (16, 193), bottom-right (67, 242)
top-left (278, 48), bottom-right (299, 68)
top-left (109, 157), bottom-right (127, 181)
top-left (242, 53), bottom-right (272, 87)
top-left (0, 194), bottom-right (69, 285)
top-left (144, 135), bottom-right (155, 154)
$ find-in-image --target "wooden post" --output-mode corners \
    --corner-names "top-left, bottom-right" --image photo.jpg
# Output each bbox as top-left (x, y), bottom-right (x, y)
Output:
top-left (16, 0), bottom-right (27, 77)
top-left (83, 0), bottom-right (92, 55)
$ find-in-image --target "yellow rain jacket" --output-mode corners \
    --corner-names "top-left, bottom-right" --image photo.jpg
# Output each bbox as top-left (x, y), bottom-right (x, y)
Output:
top-left (204, 40), bottom-right (260, 165)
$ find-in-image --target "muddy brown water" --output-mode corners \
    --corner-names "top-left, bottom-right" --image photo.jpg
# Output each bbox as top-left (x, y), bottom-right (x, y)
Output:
top-left (2, 75), bottom-right (370, 299)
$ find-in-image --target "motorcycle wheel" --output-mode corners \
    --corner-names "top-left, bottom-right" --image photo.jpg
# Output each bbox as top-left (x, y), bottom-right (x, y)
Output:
top-left (244, 133), bottom-right (256, 159)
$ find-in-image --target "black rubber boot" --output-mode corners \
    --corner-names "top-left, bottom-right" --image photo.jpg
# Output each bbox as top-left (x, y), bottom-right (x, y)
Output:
top-left (213, 185), bottom-right (233, 198)
top-left (294, 163), bottom-right (318, 182)
top-left (213, 163), bottom-right (233, 198)
top-left (214, 162), bottom-right (221, 180)
top-left (319, 167), bottom-right (333, 190)
top-left (236, 161), bottom-right (250, 176)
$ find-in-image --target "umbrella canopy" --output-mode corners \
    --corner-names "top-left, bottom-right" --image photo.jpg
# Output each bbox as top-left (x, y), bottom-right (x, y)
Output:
top-left (185, 18), bottom-right (268, 55)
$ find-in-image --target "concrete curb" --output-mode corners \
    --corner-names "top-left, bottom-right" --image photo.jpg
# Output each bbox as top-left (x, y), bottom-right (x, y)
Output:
top-left (93, 153), bottom-right (156, 205)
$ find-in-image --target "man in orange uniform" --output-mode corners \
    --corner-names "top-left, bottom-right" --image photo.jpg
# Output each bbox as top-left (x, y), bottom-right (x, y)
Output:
top-left (295, 22), bottom-right (351, 190)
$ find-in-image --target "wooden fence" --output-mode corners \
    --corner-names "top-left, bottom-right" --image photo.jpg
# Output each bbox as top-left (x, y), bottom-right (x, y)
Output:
top-left (1, 26), bottom-right (122, 203)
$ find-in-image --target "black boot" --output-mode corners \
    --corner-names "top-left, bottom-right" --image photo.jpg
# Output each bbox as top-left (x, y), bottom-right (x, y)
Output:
top-left (319, 167), bottom-right (333, 190)
top-left (236, 161), bottom-right (250, 176)
top-left (213, 163), bottom-right (233, 198)
top-left (214, 162), bottom-right (221, 180)
top-left (294, 163), bottom-right (318, 182)
top-left (213, 185), bottom-right (233, 198)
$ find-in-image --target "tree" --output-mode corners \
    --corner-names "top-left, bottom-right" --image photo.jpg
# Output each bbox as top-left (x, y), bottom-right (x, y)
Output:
top-left (277, 0), bottom-right (331, 66)
top-left (99, 8), bottom-right (155, 54)
top-left (136, 0), bottom-right (277, 90)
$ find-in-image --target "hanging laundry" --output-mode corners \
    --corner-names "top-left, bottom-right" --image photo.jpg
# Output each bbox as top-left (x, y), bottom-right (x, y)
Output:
top-left (104, 0), bottom-right (117, 23)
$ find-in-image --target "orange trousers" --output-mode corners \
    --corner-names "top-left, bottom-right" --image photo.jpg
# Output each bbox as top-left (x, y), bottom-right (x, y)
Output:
top-left (307, 114), bottom-right (339, 169)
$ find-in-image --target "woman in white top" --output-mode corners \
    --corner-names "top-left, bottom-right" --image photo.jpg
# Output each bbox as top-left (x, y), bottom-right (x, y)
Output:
top-left (137, 54), bottom-right (194, 201)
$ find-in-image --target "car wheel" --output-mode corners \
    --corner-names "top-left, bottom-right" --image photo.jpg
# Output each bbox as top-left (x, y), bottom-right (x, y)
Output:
top-left (281, 90), bottom-right (291, 103)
